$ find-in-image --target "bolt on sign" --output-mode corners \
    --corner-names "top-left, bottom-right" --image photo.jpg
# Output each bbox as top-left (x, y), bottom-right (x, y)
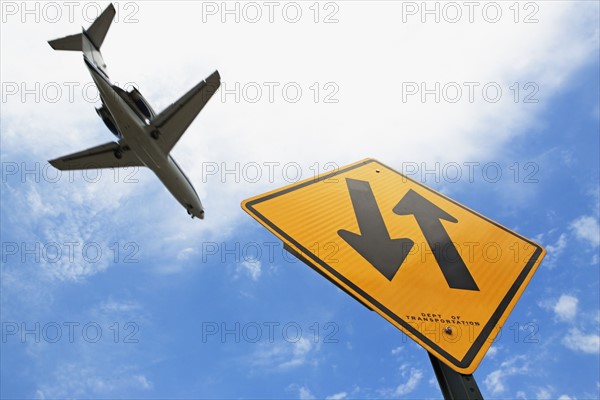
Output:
top-left (241, 158), bottom-right (545, 374)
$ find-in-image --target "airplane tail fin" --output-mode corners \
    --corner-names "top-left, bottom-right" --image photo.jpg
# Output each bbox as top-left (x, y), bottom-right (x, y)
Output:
top-left (48, 3), bottom-right (115, 51)
top-left (48, 3), bottom-right (115, 73)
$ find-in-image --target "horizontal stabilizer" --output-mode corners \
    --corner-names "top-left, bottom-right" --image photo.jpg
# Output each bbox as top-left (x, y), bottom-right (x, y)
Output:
top-left (48, 33), bottom-right (83, 51)
top-left (49, 141), bottom-right (144, 170)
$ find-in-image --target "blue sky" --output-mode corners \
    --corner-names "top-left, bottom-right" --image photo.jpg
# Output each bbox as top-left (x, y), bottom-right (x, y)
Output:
top-left (1, 1), bottom-right (599, 399)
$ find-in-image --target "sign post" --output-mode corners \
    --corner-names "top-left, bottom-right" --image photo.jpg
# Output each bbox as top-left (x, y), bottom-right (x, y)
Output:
top-left (242, 158), bottom-right (545, 377)
top-left (428, 352), bottom-right (483, 400)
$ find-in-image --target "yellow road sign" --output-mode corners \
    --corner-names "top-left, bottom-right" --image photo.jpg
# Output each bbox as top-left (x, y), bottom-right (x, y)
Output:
top-left (241, 158), bottom-right (545, 374)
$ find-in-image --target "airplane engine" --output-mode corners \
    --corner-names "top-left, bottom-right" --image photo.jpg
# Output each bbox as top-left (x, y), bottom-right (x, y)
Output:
top-left (127, 87), bottom-right (156, 120)
top-left (95, 105), bottom-right (120, 137)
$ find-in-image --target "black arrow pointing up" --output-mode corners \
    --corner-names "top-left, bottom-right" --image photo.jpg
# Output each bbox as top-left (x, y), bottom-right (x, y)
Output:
top-left (393, 189), bottom-right (479, 291)
top-left (338, 178), bottom-right (414, 281)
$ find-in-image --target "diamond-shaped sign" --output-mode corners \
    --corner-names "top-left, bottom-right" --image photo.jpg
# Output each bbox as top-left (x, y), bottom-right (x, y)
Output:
top-left (241, 158), bottom-right (545, 373)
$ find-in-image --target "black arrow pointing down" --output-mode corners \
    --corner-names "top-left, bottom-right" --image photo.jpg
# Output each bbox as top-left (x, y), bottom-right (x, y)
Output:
top-left (338, 179), bottom-right (479, 291)
top-left (338, 178), bottom-right (414, 281)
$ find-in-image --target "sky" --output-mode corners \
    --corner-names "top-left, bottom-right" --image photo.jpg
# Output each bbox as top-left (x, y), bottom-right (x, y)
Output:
top-left (1, 1), bottom-right (599, 399)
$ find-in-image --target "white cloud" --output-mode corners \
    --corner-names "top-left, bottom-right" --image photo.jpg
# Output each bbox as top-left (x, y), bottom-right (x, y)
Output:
top-left (0, 267), bottom-right (56, 321)
top-left (326, 391), bottom-right (348, 400)
top-left (563, 329), bottom-right (600, 354)
top-left (558, 395), bottom-right (575, 400)
top-left (1, 178), bottom-right (148, 282)
top-left (252, 337), bottom-right (316, 370)
top-left (99, 299), bottom-right (141, 313)
top-left (536, 386), bottom-right (554, 400)
top-left (279, 338), bottom-right (313, 369)
top-left (516, 390), bottom-right (528, 399)
top-left (133, 375), bottom-right (153, 390)
top-left (544, 233), bottom-right (567, 269)
top-left (34, 363), bottom-right (152, 398)
top-left (237, 259), bottom-right (262, 281)
top-left (394, 367), bottom-right (423, 397)
top-left (570, 216), bottom-right (600, 248)
top-left (486, 345), bottom-right (500, 359)
top-left (553, 295), bottom-right (579, 321)
top-left (2, 1), bottom-right (599, 252)
top-left (485, 370), bottom-right (508, 395)
top-left (298, 386), bottom-right (315, 400)
top-left (391, 346), bottom-right (403, 355)
top-left (484, 355), bottom-right (530, 395)
top-left (176, 247), bottom-right (196, 261)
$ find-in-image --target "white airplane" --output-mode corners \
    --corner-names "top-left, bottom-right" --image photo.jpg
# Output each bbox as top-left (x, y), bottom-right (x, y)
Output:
top-left (48, 3), bottom-right (220, 219)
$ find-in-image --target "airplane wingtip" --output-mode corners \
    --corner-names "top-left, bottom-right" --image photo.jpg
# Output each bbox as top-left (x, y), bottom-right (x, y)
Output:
top-left (48, 159), bottom-right (63, 170)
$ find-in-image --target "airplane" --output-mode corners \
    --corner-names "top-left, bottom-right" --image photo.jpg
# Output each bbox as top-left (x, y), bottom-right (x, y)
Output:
top-left (48, 3), bottom-right (220, 219)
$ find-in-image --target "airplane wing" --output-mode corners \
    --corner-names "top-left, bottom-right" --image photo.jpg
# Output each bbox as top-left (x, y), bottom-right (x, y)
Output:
top-left (49, 142), bottom-right (144, 170)
top-left (151, 70), bottom-right (221, 154)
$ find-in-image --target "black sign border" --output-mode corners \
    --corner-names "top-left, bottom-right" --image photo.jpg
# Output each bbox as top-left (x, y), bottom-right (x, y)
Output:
top-left (243, 158), bottom-right (544, 371)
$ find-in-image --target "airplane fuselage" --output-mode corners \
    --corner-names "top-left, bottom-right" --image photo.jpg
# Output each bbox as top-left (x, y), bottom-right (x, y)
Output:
top-left (85, 56), bottom-right (205, 219)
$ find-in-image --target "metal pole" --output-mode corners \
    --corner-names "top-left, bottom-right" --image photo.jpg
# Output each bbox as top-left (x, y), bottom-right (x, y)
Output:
top-left (428, 352), bottom-right (484, 400)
